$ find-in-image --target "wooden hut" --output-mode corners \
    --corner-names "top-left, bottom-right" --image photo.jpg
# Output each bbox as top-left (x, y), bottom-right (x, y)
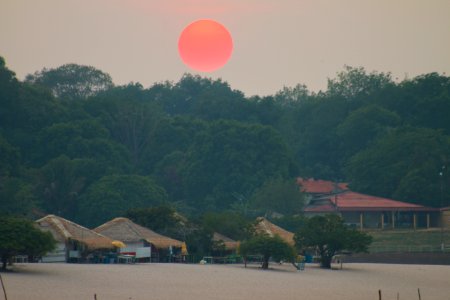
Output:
top-left (94, 217), bottom-right (184, 262)
top-left (36, 215), bottom-right (115, 263)
top-left (254, 217), bottom-right (295, 246)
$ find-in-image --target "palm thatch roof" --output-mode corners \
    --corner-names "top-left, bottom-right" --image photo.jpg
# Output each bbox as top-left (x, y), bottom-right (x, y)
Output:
top-left (254, 217), bottom-right (295, 246)
top-left (36, 215), bottom-right (115, 250)
top-left (94, 217), bottom-right (184, 249)
top-left (213, 232), bottom-right (239, 250)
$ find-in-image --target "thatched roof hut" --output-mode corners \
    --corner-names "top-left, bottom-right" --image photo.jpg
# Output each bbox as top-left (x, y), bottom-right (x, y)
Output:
top-left (254, 217), bottom-right (295, 246)
top-left (36, 215), bottom-right (115, 250)
top-left (94, 217), bottom-right (184, 249)
top-left (213, 232), bottom-right (239, 250)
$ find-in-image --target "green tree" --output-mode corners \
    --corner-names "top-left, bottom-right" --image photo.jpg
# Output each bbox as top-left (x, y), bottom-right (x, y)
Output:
top-left (345, 127), bottom-right (450, 207)
top-left (288, 97), bottom-right (350, 179)
top-left (250, 178), bottom-right (305, 216)
top-left (25, 64), bottom-right (114, 100)
top-left (184, 227), bottom-right (214, 260)
top-left (152, 151), bottom-right (187, 203)
top-left (200, 212), bottom-right (251, 241)
top-left (0, 134), bottom-right (20, 177)
top-left (0, 56), bottom-right (20, 131)
top-left (1, 57), bottom-right (64, 150)
top-left (35, 155), bottom-right (108, 220)
top-left (336, 105), bottom-right (401, 161)
top-left (125, 205), bottom-right (183, 237)
top-left (294, 215), bottom-right (372, 268)
top-left (238, 234), bottom-right (296, 270)
top-left (78, 175), bottom-right (168, 227)
top-left (183, 120), bottom-right (295, 210)
top-left (0, 177), bottom-right (36, 217)
top-left (375, 73), bottom-right (450, 134)
top-left (0, 216), bottom-right (56, 270)
top-left (35, 119), bottom-right (130, 171)
top-left (327, 66), bottom-right (393, 100)
top-left (84, 93), bottom-right (164, 170)
top-left (270, 215), bottom-right (307, 233)
top-left (274, 83), bottom-right (310, 107)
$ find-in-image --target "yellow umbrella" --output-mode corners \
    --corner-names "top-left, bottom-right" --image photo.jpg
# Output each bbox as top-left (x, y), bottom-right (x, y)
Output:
top-left (181, 242), bottom-right (188, 255)
top-left (112, 240), bottom-right (126, 248)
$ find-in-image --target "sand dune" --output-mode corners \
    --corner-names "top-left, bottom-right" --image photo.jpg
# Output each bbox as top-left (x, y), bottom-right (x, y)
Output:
top-left (1, 262), bottom-right (449, 300)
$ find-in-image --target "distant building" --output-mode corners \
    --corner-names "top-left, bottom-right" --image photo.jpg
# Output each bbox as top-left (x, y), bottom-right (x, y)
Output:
top-left (94, 217), bottom-right (185, 262)
top-left (298, 178), bottom-right (440, 230)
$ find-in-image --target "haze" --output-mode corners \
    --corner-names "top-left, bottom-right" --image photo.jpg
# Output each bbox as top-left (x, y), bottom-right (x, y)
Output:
top-left (1, 0), bottom-right (450, 96)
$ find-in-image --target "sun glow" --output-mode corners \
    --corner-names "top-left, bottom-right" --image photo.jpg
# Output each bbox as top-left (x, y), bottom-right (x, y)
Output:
top-left (178, 19), bottom-right (233, 72)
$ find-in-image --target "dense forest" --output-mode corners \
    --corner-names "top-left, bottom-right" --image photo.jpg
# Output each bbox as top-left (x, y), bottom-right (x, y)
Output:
top-left (1, 55), bottom-right (450, 229)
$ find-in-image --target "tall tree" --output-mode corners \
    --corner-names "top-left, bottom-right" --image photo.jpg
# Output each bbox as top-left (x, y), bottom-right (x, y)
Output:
top-left (336, 104), bottom-right (401, 161)
top-left (35, 156), bottom-right (108, 220)
top-left (375, 73), bottom-right (450, 134)
top-left (25, 64), bottom-right (114, 100)
top-left (274, 83), bottom-right (310, 107)
top-left (183, 120), bottom-right (295, 210)
top-left (326, 66), bottom-right (393, 101)
top-left (289, 97), bottom-right (350, 179)
top-left (345, 127), bottom-right (450, 207)
top-left (84, 94), bottom-right (163, 170)
top-left (35, 120), bottom-right (130, 170)
top-left (0, 177), bottom-right (36, 217)
top-left (249, 178), bottom-right (305, 216)
top-left (78, 175), bottom-right (168, 227)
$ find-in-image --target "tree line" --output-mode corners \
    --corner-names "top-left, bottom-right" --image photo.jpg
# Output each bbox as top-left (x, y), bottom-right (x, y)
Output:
top-left (1, 56), bottom-right (450, 229)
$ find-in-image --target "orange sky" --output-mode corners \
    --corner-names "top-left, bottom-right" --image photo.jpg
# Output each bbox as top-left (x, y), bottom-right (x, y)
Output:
top-left (1, 0), bottom-right (450, 96)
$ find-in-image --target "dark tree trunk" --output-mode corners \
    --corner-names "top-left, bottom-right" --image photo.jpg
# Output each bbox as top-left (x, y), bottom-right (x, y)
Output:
top-left (1, 256), bottom-right (7, 271)
top-left (261, 255), bottom-right (270, 269)
top-left (320, 255), bottom-right (332, 268)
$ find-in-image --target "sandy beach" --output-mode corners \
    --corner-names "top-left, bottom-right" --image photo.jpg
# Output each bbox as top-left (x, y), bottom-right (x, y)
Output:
top-left (1, 262), bottom-right (449, 300)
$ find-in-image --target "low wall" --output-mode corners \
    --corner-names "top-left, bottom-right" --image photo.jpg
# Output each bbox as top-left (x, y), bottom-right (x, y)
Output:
top-left (345, 252), bottom-right (450, 265)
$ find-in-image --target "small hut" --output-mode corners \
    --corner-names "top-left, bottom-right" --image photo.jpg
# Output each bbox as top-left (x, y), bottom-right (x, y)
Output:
top-left (36, 215), bottom-right (115, 263)
top-left (254, 217), bottom-right (295, 246)
top-left (94, 217), bottom-right (184, 262)
top-left (211, 232), bottom-right (239, 258)
top-left (213, 232), bottom-right (239, 251)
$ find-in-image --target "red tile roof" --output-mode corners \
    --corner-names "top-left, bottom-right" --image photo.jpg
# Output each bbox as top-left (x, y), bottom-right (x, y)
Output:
top-left (329, 191), bottom-right (437, 212)
top-left (297, 178), bottom-right (348, 194)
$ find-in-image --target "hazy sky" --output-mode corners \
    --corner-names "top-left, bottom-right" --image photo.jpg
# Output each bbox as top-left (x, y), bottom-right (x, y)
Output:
top-left (1, 0), bottom-right (450, 96)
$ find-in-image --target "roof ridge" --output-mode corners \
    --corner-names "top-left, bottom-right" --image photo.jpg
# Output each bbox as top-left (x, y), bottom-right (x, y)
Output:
top-left (51, 216), bottom-right (72, 239)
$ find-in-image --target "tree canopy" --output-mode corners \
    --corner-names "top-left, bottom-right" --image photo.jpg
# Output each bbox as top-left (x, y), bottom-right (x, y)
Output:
top-left (239, 234), bottom-right (296, 270)
top-left (294, 215), bottom-right (372, 268)
top-left (1, 55), bottom-right (450, 228)
top-left (0, 216), bottom-right (56, 270)
top-left (77, 175), bottom-right (168, 227)
top-left (25, 64), bottom-right (114, 100)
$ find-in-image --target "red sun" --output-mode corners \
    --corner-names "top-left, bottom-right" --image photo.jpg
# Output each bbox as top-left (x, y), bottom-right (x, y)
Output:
top-left (178, 19), bottom-right (233, 72)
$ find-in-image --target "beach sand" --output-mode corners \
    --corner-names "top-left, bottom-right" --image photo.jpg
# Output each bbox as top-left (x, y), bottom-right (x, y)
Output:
top-left (1, 262), bottom-right (449, 300)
